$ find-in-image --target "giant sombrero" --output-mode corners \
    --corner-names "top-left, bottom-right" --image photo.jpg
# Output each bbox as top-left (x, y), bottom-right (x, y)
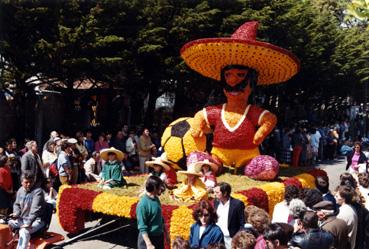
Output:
top-left (180, 21), bottom-right (300, 85)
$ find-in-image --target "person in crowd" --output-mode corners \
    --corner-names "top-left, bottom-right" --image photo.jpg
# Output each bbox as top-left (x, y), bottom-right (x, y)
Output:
top-left (75, 133), bottom-right (88, 161)
top-left (42, 178), bottom-right (58, 209)
top-left (189, 200), bottom-right (224, 248)
top-left (18, 138), bottom-right (30, 157)
top-left (95, 134), bottom-right (109, 153)
top-left (57, 141), bottom-right (73, 185)
top-left (291, 127), bottom-right (305, 167)
top-left (111, 130), bottom-right (126, 153)
top-left (171, 236), bottom-right (190, 249)
top-left (21, 140), bottom-right (44, 188)
top-left (207, 243), bottom-right (226, 249)
top-left (67, 138), bottom-right (81, 184)
top-left (136, 175), bottom-right (166, 249)
top-left (42, 140), bottom-right (57, 178)
top-left (231, 230), bottom-right (256, 249)
top-left (263, 223), bottom-right (293, 249)
top-left (309, 127), bottom-right (321, 165)
top-left (83, 151), bottom-right (101, 182)
top-left (289, 211), bottom-right (334, 249)
top-left (335, 185), bottom-right (358, 249)
top-left (0, 155), bottom-right (12, 216)
top-left (357, 173), bottom-right (369, 209)
top-left (272, 184), bottom-right (299, 223)
top-left (138, 128), bottom-right (156, 174)
top-left (346, 141), bottom-right (367, 177)
top-left (98, 147), bottom-right (126, 189)
top-left (288, 198), bottom-right (307, 228)
top-left (214, 182), bottom-right (245, 249)
top-left (246, 206), bottom-right (270, 249)
top-left (8, 173), bottom-right (46, 249)
top-left (125, 130), bottom-right (138, 172)
top-left (301, 188), bottom-right (323, 209)
top-left (42, 131), bottom-right (59, 151)
top-left (84, 130), bottom-right (95, 156)
top-left (315, 175), bottom-right (337, 211)
top-left (312, 200), bottom-right (349, 249)
top-left (145, 153), bottom-right (177, 189)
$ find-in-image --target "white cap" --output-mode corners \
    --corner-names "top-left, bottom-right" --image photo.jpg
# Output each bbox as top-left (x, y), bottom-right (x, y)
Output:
top-left (67, 138), bottom-right (78, 144)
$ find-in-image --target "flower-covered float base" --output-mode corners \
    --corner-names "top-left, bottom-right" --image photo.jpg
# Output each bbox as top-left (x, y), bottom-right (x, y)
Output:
top-left (57, 168), bottom-right (327, 249)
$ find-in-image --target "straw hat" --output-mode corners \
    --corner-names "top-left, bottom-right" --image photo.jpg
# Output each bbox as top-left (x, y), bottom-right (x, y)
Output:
top-left (100, 147), bottom-right (124, 161)
top-left (180, 21), bottom-right (300, 85)
top-left (178, 163), bottom-right (202, 177)
top-left (186, 151), bottom-right (219, 173)
top-left (145, 152), bottom-right (173, 171)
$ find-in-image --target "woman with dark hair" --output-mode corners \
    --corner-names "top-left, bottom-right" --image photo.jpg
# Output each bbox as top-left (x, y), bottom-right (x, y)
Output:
top-left (189, 200), bottom-right (224, 249)
top-left (346, 141), bottom-right (367, 176)
top-left (263, 223), bottom-right (293, 249)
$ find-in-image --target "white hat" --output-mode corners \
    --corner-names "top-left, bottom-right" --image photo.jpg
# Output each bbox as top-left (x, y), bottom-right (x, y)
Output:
top-left (67, 138), bottom-right (78, 144)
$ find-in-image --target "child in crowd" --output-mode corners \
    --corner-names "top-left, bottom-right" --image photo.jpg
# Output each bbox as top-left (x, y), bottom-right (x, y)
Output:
top-left (98, 147), bottom-right (126, 189)
top-left (42, 178), bottom-right (58, 209)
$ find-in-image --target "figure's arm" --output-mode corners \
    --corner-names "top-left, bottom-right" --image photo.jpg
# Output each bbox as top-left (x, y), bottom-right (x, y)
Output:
top-left (191, 109), bottom-right (211, 138)
top-left (253, 112), bottom-right (277, 145)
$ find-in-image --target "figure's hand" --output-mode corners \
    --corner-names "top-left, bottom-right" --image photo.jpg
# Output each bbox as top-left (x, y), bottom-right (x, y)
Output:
top-left (253, 133), bottom-right (265, 145)
top-left (190, 127), bottom-right (203, 138)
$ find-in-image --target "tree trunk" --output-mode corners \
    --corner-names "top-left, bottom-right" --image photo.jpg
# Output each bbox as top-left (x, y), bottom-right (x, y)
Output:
top-left (144, 79), bottom-right (159, 128)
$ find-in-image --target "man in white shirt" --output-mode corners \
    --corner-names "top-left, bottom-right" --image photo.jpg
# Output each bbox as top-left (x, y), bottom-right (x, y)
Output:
top-left (214, 182), bottom-right (245, 249)
top-left (83, 152), bottom-right (100, 182)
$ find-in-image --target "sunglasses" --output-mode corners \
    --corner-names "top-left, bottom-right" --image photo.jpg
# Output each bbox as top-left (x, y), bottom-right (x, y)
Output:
top-left (200, 213), bottom-right (210, 218)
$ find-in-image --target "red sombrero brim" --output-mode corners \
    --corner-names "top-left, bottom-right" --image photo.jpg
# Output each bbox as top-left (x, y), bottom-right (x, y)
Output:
top-left (180, 38), bottom-right (300, 85)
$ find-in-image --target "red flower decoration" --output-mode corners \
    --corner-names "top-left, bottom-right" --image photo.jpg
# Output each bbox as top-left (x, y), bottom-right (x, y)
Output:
top-left (161, 205), bottom-right (178, 249)
top-left (283, 177), bottom-right (303, 189)
top-left (58, 187), bottom-right (100, 233)
top-left (238, 188), bottom-right (269, 212)
top-left (307, 169), bottom-right (327, 178)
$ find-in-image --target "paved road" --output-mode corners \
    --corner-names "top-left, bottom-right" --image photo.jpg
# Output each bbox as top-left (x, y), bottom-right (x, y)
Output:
top-left (48, 158), bottom-right (347, 248)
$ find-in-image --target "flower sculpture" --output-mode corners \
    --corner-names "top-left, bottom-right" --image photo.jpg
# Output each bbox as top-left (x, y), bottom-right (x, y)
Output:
top-left (162, 21), bottom-right (300, 179)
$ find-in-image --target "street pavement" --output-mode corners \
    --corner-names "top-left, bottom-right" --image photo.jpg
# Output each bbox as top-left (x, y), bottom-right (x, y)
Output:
top-left (48, 157), bottom-right (347, 248)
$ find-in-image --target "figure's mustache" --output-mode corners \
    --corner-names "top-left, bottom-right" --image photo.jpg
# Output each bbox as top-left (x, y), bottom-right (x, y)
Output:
top-left (223, 80), bottom-right (248, 92)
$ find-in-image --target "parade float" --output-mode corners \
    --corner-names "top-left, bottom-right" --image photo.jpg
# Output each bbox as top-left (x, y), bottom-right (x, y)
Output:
top-left (57, 21), bottom-right (306, 248)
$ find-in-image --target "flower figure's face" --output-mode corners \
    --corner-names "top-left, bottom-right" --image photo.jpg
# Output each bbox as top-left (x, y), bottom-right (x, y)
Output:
top-left (224, 68), bottom-right (248, 87)
top-left (223, 68), bottom-right (252, 102)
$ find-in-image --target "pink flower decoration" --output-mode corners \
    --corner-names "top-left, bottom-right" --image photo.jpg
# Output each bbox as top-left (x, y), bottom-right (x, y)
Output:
top-left (244, 155), bottom-right (279, 180)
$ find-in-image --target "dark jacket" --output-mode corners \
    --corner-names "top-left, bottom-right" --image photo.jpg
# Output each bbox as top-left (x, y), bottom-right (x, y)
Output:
top-left (352, 203), bottom-right (369, 249)
top-left (290, 228), bottom-right (334, 249)
top-left (21, 150), bottom-right (44, 187)
top-left (214, 197), bottom-right (245, 237)
top-left (189, 223), bottom-right (224, 249)
top-left (346, 151), bottom-right (367, 170)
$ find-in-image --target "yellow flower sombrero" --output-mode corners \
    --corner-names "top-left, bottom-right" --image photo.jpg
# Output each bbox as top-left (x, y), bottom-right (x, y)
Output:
top-left (180, 21), bottom-right (300, 85)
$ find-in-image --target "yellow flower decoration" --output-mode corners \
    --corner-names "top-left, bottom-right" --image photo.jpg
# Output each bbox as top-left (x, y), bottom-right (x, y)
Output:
top-left (295, 173), bottom-right (316, 189)
top-left (170, 206), bottom-right (193, 241)
top-left (56, 184), bottom-right (71, 226)
top-left (258, 182), bottom-right (285, 215)
top-left (231, 193), bottom-right (249, 206)
top-left (92, 192), bottom-right (139, 217)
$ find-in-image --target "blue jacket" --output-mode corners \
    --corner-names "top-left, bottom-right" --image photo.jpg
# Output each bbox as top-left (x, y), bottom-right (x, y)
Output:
top-left (189, 223), bottom-right (224, 249)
